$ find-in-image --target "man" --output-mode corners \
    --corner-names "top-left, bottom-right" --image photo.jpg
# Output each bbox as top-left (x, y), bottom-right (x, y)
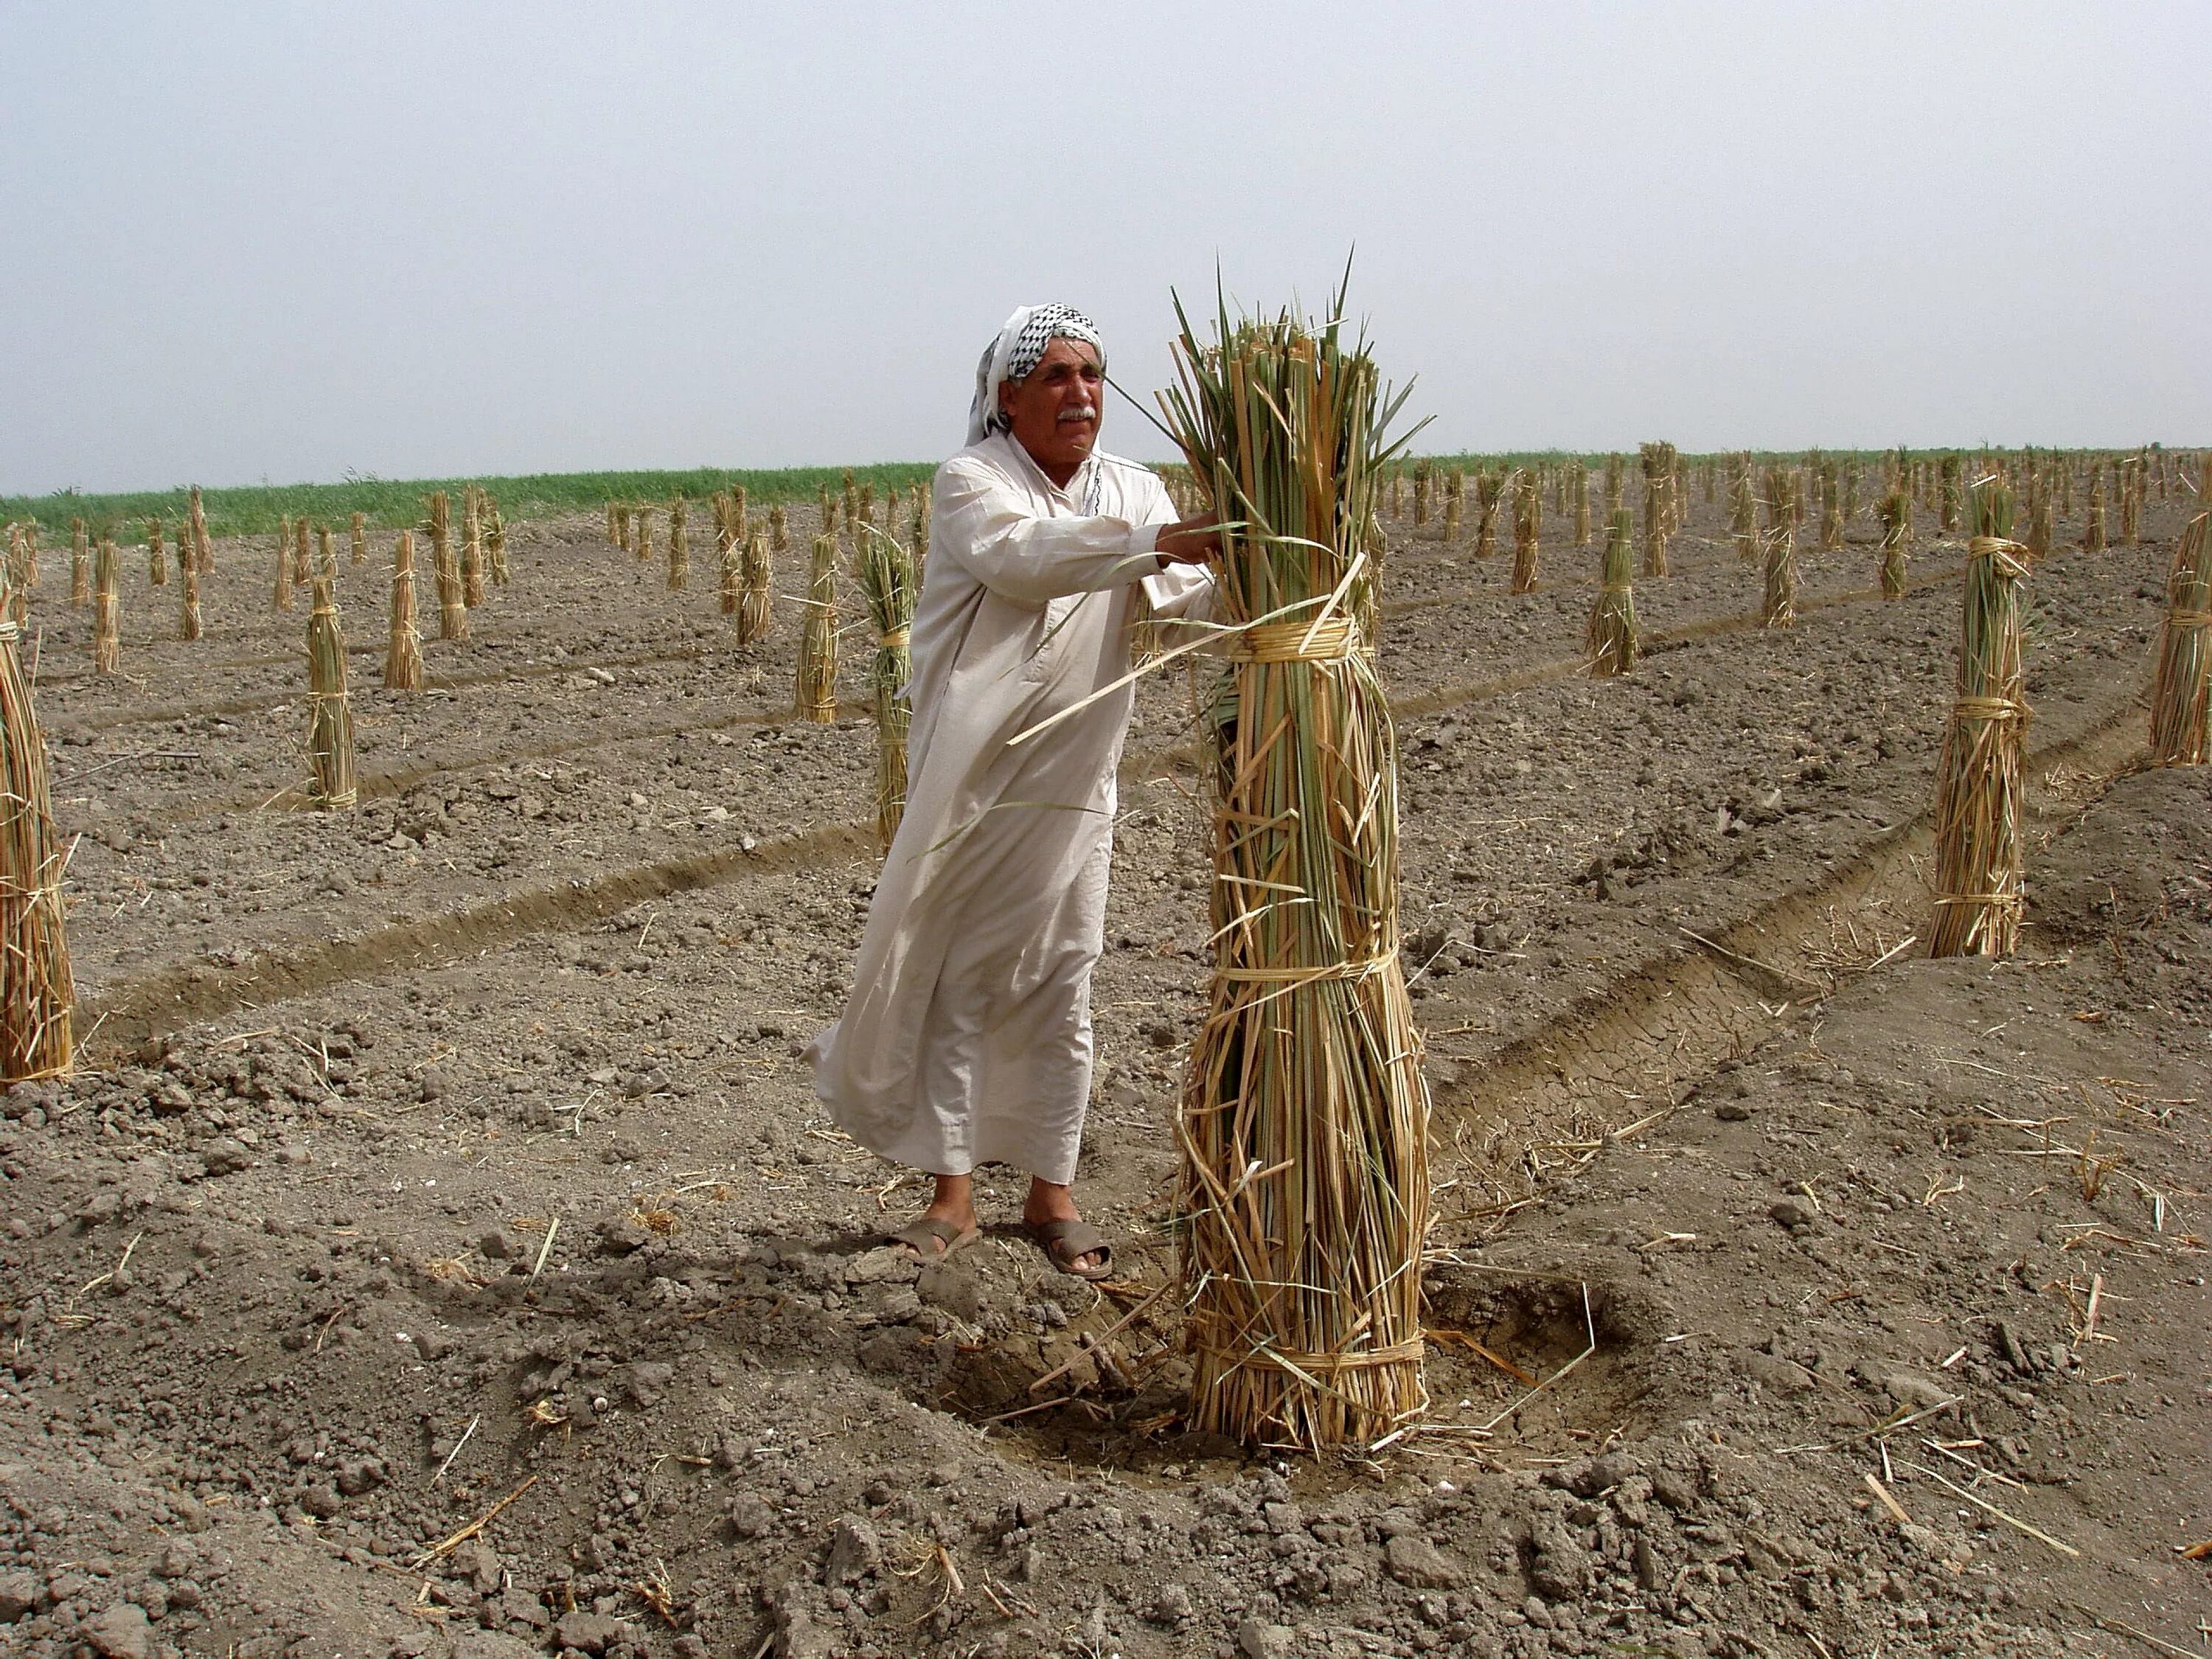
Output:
top-left (807, 304), bottom-right (1217, 1279)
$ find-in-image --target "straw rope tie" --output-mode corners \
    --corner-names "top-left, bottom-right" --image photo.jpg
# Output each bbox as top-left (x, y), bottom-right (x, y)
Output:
top-left (1219, 949), bottom-right (1398, 985)
top-left (877, 628), bottom-right (910, 649)
top-left (2168, 611), bottom-right (2212, 630)
top-left (1208, 1338), bottom-right (1426, 1374)
top-left (1228, 618), bottom-right (1358, 664)
top-left (1933, 892), bottom-right (2023, 908)
top-left (1967, 535), bottom-right (2028, 562)
top-left (1951, 695), bottom-right (2026, 722)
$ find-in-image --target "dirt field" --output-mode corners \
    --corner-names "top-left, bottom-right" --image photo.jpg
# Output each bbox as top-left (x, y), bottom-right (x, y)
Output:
top-left (1, 473), bottom-right (2207, 1659)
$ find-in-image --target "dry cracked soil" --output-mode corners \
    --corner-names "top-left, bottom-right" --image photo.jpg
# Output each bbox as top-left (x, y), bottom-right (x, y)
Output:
top-left (1, 477), bottom-right (2207, 1659)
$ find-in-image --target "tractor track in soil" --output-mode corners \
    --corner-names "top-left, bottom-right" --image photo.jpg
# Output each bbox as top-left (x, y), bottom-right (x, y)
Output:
top-left (86, 552), bottom-right (1982, 1051)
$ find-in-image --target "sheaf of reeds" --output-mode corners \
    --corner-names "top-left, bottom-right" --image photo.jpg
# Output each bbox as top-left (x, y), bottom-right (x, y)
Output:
top-left (1761, 467), bottom-right (1796, 627)
top-left (738, 530), bottom-right (773, 647)
top-left (794, 532), bottom-right (838, 723)
top-left (857, 524), bottom-right (916, 849)
top-left (292, 515), bottom-right (311, 588)
top-left (178, 540), bottom-right (202, 641)
top-left (91, 538), bottom-right (119, 674)
top-left (1573, 461), bottom-right (1592, 548)
top-left (1155, 282), bottom-right (1430, 1450)
top-left (385, 530), bottom-right (425, 691)
top-left (305, 577), bottom-right (357, 809)
top-left (0, 617), bottom-right (74, 1080)
top-left (461, 485), bottom-right (485, 608)
top-left (2148, 462), bottom-right (2212, 765)
top-left (485, 493), bottom-right (508, 585)
top-left (1510, 468), bottom-right (1540, 594)
top-left (1472, 469), bottom-right (1503, 559)
top-left (1586, 506), bottom-right (1638, 675)
top-left (315, 524), bottom-right (335, 580)
top-left (146, 517), bottom-right (169, 586)
top-left (427, 493), bottom-right (466, 640)
top-left (713, 493), bottom-right (740, 615)
top-left (272, 528), bottom-right (293, 612)
top-left (1731, 466), bottom-right (1759, 560)
top-left (1638, 444), bottom-right (1671, 577)
top-left (1927, 479), bottom-right (2029, 957)
top-left (69, 519), bottom-right (88, 606)
top-left (2083, 472), bottom-right (2107, 552)
top-left (1819, 461), bottom-right (1843, 552)
top-left (1877, 487), bottom-right (1910, 598)
top-left (769, 501), bottom-right (789, 557)
top-left (350, 510), bottom-right (367, 567)
top-left (633, 504), bottom-right (654, 566)
top-left (667, 493), bottom-right (688, 591)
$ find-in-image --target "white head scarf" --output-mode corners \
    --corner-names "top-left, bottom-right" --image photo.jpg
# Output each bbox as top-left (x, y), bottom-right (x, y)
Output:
top-left (965, 304), bottom-right (1105, 446)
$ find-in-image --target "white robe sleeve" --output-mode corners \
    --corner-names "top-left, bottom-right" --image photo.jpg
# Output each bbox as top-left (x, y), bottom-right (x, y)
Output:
top-left (936, 456), bottom-right (1164, 607)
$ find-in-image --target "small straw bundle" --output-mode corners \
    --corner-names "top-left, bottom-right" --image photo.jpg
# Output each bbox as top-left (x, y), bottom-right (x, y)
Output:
top-left (385, 530), bottom-right (425, 690)
top-left (292, 516), bottom-right (311, 588)
top-left (2025, 490), bottom-right (2053, 561)
top-left (908, 487), bottom-right (930, 569)
top-left (1818, 461), bottom-right (1843, 552)
top-left (69, 519), bottom-right (88, 606)
top-left (769, 501), bottom-right (790, 557)
top-left (2147, 464), bottom-right (2212, 765)
top-left (794, 532), bottom-right (839, 723)
top-left (634, 505), bottom-right (654, 566)
top-left (1938, 455), bottom-right (1962, 532)
top-left (1928, 479), bottom-right (2030, 956)
top-left (2082, 472), bottom-right (2107, 552)
top-left (305, 577), bottom-right (357, 809)
top-left (738, 530), bottom-right (773, 647)
top-left (2119, 458), bottom-right (2142, 546)
top-left (1472, 469), bottom-right (1504, 559)
top-left (1603, 453), bottom-right (1623, 516)
top-left (428, 493), bottom-right (467, 640)
top-left (1411, 460), bottom-right (1430, 529)
top-left (315, 524), bottom-right (335, 580)
top-left (272, 527), bottom-right (293, 612)
top-left (667, 494), bottom-right (689, 591)
top-left (1510, 469), bottom-right (1541, 594)
top-left (485, 493), bottom-right (508, 585)
top-left (146, 517), bottom-right (169, 586)
top-left (714, 493), bottom-right (742, 614)
top-left (1586, 507), bottom-right (1638, 675)
top-left (1761, 467), bottom-right (1796, 627)
top-left (611, 501), bottom-right (630, 552)
top-left (1877, 487), bottom-right (1910, 598)
top-left (1441, 473), bottom-right (1462, 544)
top-left (178, 539), bottom-right (203, 640)
top-left (1158, 286), bottom-right (1430, 1450)
top-left (188, 487), bottom-right (210, 575)
top-left (5, 525), bottom-right (29, 623)
top-left (461, 486), bottom-right (486, 608)
top-left (350, 510), bottom-right (367, 567)
top-left (1731, 466), bottom-right (1758, 560)
top-left (1638, 444), bottom-right (1670, 576)
top-left (1573, 460), bottom-right (1592, 547)
top-left (857, 524), bottom-right (917, 848)
top-left (0, 618), bottom-right (74, 1080)
top-left (91, 538), bottom-right (119, 674)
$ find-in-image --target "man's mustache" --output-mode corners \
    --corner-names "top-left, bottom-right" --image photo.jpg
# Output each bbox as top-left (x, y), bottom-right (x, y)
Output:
top-left (1056, 405), bottom-right (1099, 424)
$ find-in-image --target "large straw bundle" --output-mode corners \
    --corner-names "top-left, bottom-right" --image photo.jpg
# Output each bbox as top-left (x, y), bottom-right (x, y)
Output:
top-left (1603, 453), bottom-right (1623, 516)
top-left (794, 532), bottom-right (838, 723)
top-left (461, 486), bottom-right (485, 608)
top-left (1158, 291), bottom-right (1430, 1449)
top-left (291, 517), bottom-right (311, 588)
top-left (272, 529), bottom-right (293, 612)
top-left (146, 517), bottom-right (168, 586)
top-left (714, 493), bottom-right (741, 614)
top-left (1938, 456), bottom-right (1962, 532)
top-left (0, 619), bottom-right (74, 1081)
top-left (667, 494), bottom-right (688, 591)
top-left (857, 525), bottom-right (916, 848)
top-left (1731, 466), bottom-right (1758, 560)
top-left (1877, 487), bottom-right (1910, 598)
top-left (2083, 472), bottom-right (2107, 552)
top-left (1638, 445), bottom-right (1670, 577)
top-left (738, 530), bottom-right (773, 647)
top-left (1761, 467), bottom-right (1796, 627)
top-left (386, 530), bottom-right (425, 690)
top-left (428, 493), bottom-right (466, 640)
top-left (2148, 465), bottom-right (2212, 765)
top-left (315, 524), bottom-right (335, 580)
top-left (1586, 507), bottom-right (1637, 675)
top-left (69, 519), bottom-right (88, 606)
top-left (178, 541), bottom-right (202, 641)
top-left (1472, 469), bottom-right (1504, 559)
top-left (1510, 469), bottom-right (1540, 594)
top-left (350, 510), bottom-right (367, 567)
top-left (91, 538), bottom-right (119, 674)
top-left (189, 487), bottom-right (211, 576)
top-left (1928, 480), bottom-right (2030, 957)
top-left (305, 577), bottom-right (357, 809)
top-left (634, 505), bottom-right (654, 566)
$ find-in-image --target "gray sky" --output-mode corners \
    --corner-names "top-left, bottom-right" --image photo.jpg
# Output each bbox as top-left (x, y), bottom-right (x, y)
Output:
top-left (4, 1), bottom-right (2206, 495)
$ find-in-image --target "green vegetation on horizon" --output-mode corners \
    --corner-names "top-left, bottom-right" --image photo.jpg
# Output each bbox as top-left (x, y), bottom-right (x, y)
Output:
top-left (0, 464), bottom-right (940, 540)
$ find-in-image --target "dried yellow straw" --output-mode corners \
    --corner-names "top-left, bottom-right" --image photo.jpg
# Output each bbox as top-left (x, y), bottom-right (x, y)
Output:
top-left (2147, 463), bottom-right (2212, 765)
top-left (794, 532), bottom-right (838, 723)
top-left (146, 517), bottom-right (168, 586)
top-left (292, 515), bottom-right (311, 588)
top-left (91, 538), bottom-right (119, 674)
top-left (386, 530), bottom-right (425, 691)
top-left (272, 526), bottom-right (293, 613)
top-left (1877, 487), bottom-right (1910, 598)
top-left (350, 510), bottom-right (367, 567)
top-left (1928, 479), bottom-right (2029, 957)
top-left (667, 493), bottom-right (688, 591)
top-left (738, 530), bottom-right (773, 647)
top-left (461, 485), bottom-right (485, 608)
top-left (178, 540), bottom-right (202, 641)
top-left (1586, 507), bottom-right (1637, 675)
top-left (857, 524), bottom-right (915, 848)
top-left (315, 524), bottom-right (335, 581)
top-left (305, 577), bottom-right (357, 809)
top-left (1761, 467), bottom-right (1796, 627)
top-left (1510, 468), bottom-right (1540, 594)
top-left (428, 492), bottom-right (466, 640)
top-left (714, 493), bottom-right (740, 615)
top-left (485, 493), bottom-right (507, 585)
top-left (69, 519), bottom-right (88, 606)
top-left (0, 617), bottom-right (73, 1080)
top-left (1639, 443), bottom-right (1671, 577)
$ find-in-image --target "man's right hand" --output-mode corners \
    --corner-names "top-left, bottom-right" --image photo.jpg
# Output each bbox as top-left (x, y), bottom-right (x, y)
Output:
top-left (1156, 512), bottom-right (1222, 566)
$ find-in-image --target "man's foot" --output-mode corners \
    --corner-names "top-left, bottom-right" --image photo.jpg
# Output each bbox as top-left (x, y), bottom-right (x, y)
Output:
top-left (1023, 1178), bottom-right (1109, 1277)
top-left (889, 1174), bottom-right (978, 1262)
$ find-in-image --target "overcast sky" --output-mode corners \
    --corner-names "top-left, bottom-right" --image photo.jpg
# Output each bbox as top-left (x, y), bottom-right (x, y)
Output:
top-left (4, 2), bottom-right (2206, 495)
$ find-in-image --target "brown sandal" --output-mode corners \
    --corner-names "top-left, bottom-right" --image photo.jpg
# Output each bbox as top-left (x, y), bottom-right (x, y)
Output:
top-left (887, 1216), bottom-right (978, 1262)
top-left (1026, 1218), bottom-right (1113, 1281)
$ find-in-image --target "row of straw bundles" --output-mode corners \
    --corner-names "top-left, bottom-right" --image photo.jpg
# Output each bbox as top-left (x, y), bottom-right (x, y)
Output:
top-left (1927, 480), bottom-right (2030, 957)
top-left (1158, 293), bottom-right (1430, 1449)
top-left (1586, 507), bottom-right (1637, 675)
top-left (2148, 459), bottom-right (2212, 765)
top-left (0, 616), bottom-right (74, 1079)
top-left (856, 525), bottom-right (917, 849)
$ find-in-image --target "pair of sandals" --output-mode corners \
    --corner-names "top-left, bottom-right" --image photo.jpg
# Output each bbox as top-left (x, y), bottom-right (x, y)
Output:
top-left (888, 1214), bottom-right (1113, 1282)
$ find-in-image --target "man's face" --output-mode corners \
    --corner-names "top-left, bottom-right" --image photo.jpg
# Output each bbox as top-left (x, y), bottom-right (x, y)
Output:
top-left (999, 337), bottom-right (1104, 474)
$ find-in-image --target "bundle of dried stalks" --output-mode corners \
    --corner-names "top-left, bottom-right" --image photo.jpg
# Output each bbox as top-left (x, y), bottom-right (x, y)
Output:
top-left (1586, 507), bottom-right (1638, 675)
top-left (1412, 460), bottom-right (1430, 529)
top-left (427, 493), bottom-right (466, 640)
top-left (1877, 487), bottom-right (1910, 598)
top-left (0, 618), bottom-right (74, 1080)
top-left (69, 519), bottom-right (88, 606)
top-left (6, 524), bottom-right (31, 620)
top-left (461, 486), bottom-right (485, 608)
top-left (2083, 472), bottom-right (2107, 552)
top-left (1511, 469), bottom-right (1541, 594)
top-left (712, 493), bottom-right (740, 615)
top-left (666, 494), bottom-right (688, 591)
top-left (611, 501), bottom-right (630, 552)
top-left (485, 494), bottom-right (507, 585)
top-left (386, 531), bottom-right (425, 691)
top-left (634, 505), bottom-right (654, 566)
top-left (909, 487), bottom-right (930, 569)
top-left (272, 529), bottom-right (293, 613)
top-left (146, 517), bottom-right (168, 586)
top-left (178, 540), bottom-right (202, 641)
top-left (1731, 467), bottom-right (1759, 560)
top-left (738, 530), bottom-right (773, 647)
top-left (350, 511), bottom-right (367, 567)
top-left (1938, 456), bottom-right (1962, 532)
top-left (292, 516), bottom-right (311, 588)
top-left (2148, 465), bottom-right (2212, 765)
top-left (1472, 469), bottom-right (1504, 559)
top-left (1928, 480), bottom-right (2029, 957)
top-left (315, 524), bottom-right (335, 580)
top-left (1441, 471), bottom-right (1462, 543)
top-left (2025, 489), bottom-right (2053, 562)
top-left (1761, 468), bottom-right (1796, 627)
top-left (1573, 460), bottom-right (1591, 547)
top-left (794, 532), bottom-right (838, 723)
top-left (857, 525), bottom-right (916, 848)
top-left (305, 577), bottom-right (356, 809)
top-left (189, 487), bottom-right (212, 576)
top-left (91, 538), bottom-right (119, 675)
top-left (1638, 444), bottom-right (1671, 577)
top-left (2119, 458), bottom-right (2142, 546)
top-left (1818, 461), bottom-right (1843, 551)
top-left (1603, 453), bottom-right (1623, 516)
top-left (1157, 286), bottom-right (1429, 1449)
top-left (769, 501), bottom-right (789, 556)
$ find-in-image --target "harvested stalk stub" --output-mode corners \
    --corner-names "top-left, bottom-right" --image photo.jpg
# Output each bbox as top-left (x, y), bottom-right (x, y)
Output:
top-left (386, 530), bottom-right (425, 692)
top-left (794, 532), bottom-right (838, 723)
top-left (1158, 288), bottom-right (1429, 1449)
top-left (0, 618), bottom-right (74, 1081)
top-left (305, 577), bottom-right (357, 810)
top-left (1929, 480), bottom-right (2030, 957)
top-left (1586, 507), bottom-right (1637, 675)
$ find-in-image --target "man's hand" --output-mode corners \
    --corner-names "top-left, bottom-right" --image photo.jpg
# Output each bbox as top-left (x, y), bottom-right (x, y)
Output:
top-left (1155, 512), bottom-right (1222, 566)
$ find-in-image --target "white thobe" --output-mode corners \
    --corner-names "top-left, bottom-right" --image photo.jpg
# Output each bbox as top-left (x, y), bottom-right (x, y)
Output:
top-left (807, 432), bottom-right (1210, 1184)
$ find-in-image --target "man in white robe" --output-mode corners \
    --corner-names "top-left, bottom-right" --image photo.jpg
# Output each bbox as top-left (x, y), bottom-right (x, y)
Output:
top-left (807, 305), bottom-right (1217, 1277)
